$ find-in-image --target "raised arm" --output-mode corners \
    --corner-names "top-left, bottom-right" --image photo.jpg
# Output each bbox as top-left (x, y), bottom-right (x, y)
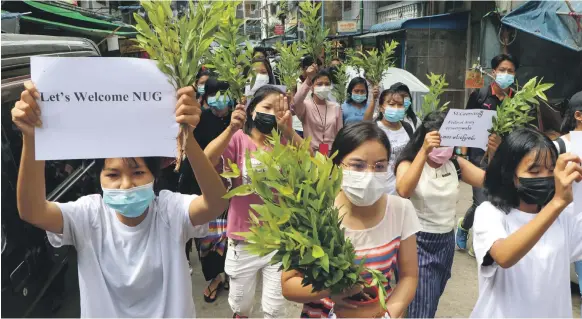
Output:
top-left (204, 104), bottom-right (246, 166)
top-left (487, 153), bottom-right (582, 268)
top-left (173, 87), bottom-right (229, 225)
top-left (456, 156), bottom-right (485, 188)
top-left (292, 64), bottom-right (317, 121)
top-left (396, 131), bottom-right (440, 198)
top-left (13, 82), bottom-right (64, 234)
top-left (363, 85), bottom-right (379, 121)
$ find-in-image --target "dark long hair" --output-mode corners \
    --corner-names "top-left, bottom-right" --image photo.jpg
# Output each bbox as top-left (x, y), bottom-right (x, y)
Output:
top-left (195, 69), bottom-right (213, 99)
top-left (331, 122), bottom-right (391, 165)
top-left (394, 111), bottom-right (446, 173)
top-left (245, 58), bottom-right (276, 85)
top-left (243, 85), bottom-right (285, 135)
top-left (346, 77), bottom-right (368, 105)
top-left (485, 128), bottom-right (557, 213)
top-left (375, 89), bottom-right (400, 121)
top-left (560, 91), bottom-right (582, 133)
top-left (390, 82), bottom-right (418, 127)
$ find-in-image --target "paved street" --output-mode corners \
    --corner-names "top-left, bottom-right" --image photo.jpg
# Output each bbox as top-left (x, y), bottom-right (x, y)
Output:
top-left (190, 183), bottom-right (582, 318)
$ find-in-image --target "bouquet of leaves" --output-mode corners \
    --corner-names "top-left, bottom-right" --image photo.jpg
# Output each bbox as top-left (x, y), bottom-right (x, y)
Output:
top-left (418, 73), bottom-right (450, 120)
top-left (222, 133), bottom-right (389, 310)
top-left (346, 41), bottom-right (399, 86)
top-left (133, 0), bottom-right (221, 171)
top-left (206, 1), bottom-right (254, 103)
top-left (331, 63), bottom-right (350, 103)
top-left (299, 1), bottom-right (329, 65)
top-left (274, 41), bottom-right (305, 93)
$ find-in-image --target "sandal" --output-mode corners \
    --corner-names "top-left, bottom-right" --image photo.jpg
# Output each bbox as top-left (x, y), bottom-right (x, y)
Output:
top-left (203, 280), bottom-right (224, 303)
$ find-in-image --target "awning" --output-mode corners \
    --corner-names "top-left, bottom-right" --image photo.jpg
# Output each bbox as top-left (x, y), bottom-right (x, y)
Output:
top-left (354, 30), bottom-right (403, 39)
top-left (501, 0), bottom-right (582, 52)
top-left (20, 15), bottom-right (137, 37)
top-left (370, 12), bottom-right (469, 33)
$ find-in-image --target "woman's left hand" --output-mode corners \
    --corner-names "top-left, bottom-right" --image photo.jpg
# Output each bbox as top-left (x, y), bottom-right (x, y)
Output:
top-left (372, 86), bottom-right (380, 99)
top-left (176, 86), bottom-right (202, 129)
top-left (275, 94), bottom-right (292, 134)
top-left (487, 133), bottom-right (502, 155)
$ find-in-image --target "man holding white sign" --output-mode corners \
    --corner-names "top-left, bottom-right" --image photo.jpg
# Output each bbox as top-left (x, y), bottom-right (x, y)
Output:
top-left (12, 61), bottom-right (229, 317)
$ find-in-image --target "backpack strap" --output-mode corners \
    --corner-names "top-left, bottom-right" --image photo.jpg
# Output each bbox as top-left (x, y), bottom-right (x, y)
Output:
top-left (476, 85), bottom-right (490, 107)
top-left (555, 137), bottom-right (567, 154)
top-left (401, 120), bottom-right (413, 138)
top-left (451, 156), bottom-right (462, 181)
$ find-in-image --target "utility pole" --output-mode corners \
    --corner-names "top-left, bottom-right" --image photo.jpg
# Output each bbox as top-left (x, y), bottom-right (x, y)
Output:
top-left (321, 0), bottom-right (324, 30)
top-left (359, 0), bottom-right (363, 34)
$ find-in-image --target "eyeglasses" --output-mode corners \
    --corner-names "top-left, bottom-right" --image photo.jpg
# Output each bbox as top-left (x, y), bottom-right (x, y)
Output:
top-left (341, 161), bottom-right (389, 173)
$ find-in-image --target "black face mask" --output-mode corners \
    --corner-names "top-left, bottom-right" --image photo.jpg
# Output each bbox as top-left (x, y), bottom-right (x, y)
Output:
top-left (253, 112), bottom-right (277, 134)
top-left (516, 177), bottom-right (555, 207)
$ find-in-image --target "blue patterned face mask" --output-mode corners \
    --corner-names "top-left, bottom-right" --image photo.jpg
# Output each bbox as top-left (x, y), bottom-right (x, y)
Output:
top-left (102, 182), bottom-right (155, 218)
top-left (207, 95), bottom-right (231, 111)
top-left (197, 85), bottom-right (205, 95)
top-left (383, 107), bottom-right (406, 122)
top-left (403, 97), bottom-right (412, 110)
top-left (351, 93), bottom-right (367, 103)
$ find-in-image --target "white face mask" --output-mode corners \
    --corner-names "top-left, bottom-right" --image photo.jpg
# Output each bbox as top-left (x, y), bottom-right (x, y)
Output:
top-left (313, 86), bottom-right (331, 100)
top-left (254, 73), bottom-right (270, 87)
top-left (341, 171), bottom-right (389, 207)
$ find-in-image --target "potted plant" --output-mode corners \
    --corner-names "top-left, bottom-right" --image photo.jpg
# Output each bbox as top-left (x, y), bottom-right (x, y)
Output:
top-left (346, 41), bottom-right (399, 86)
top-left (133, 0), bottom-right (221, 170)
top-left (222, 133), bottom-right (389, 318)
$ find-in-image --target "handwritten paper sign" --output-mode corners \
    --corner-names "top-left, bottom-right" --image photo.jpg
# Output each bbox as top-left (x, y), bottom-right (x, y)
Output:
top-left (32, 57), bottom-right (178, 160)
top-left (439, 109), bottom-right (496, 150)
top-left (570, 131), bottom-right (582, 213)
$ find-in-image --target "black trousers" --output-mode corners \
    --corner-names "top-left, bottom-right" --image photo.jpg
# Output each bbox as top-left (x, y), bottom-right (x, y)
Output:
top-left (461, 149), bottom-right (488, 230)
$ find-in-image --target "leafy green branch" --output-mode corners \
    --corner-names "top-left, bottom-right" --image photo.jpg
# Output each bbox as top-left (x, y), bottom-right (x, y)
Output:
top-left (299, 1), bottom-right (328, 65)
top-left (206, 1), bottom-right (254, 103)
top-left (221, 132), bottom-right (389, 310)
top-left (274, 41), bottom-right (305, 93)
top-left (346, 41), bottom-right (398, 86)
top-left (133, 0), bottom-right (221, 170)
top-left (418, 73), bottom-right (450, 119)
top-left (331, 63), bottom-right (350, 103)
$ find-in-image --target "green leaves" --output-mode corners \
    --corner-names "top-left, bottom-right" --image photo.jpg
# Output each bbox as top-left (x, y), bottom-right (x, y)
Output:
top-left (207, 1), bottom-right (253, 103)
top-left (418, 73), bottom-right (450, 119)
top-left (346, 41), bottom-right (399, 86)
top-left (299, 1), bottom-right (329, 64)
top-left (331, 63), bottom-right (350, 103)
top-left (274, 41), bottom-right (305, 92)
top-left (489, 77), bottom-right (553, 136)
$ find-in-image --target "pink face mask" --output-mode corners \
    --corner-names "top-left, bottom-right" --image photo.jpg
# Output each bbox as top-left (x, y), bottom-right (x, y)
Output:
top-left (428, 147), bottom-right (454, 165)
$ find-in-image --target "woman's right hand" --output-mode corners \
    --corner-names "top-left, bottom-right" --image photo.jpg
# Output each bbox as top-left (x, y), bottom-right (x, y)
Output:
top-left (421, 131), bottom-right (441, 155)
top-left (552, 153), bottom-right (582, 207)
top-left (12, 81), bottom-right (41, 137)
top-left (306, 64), bottom-right (318, 79)
top-left (330, 284), bottom-right (367, 310)
top-left (229, 104), bottom-right (247, 131)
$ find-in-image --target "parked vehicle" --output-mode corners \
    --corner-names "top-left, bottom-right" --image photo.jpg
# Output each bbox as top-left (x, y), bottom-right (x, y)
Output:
top-left (1, 34), bottom-right (100, 317)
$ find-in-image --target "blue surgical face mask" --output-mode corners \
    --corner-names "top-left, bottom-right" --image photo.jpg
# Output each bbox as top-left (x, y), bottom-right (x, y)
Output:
top-left (102, 182), bottom-right (155, 218)
top-left (207, 95), bottom-right (231, 111)
top-left (495, 73), bottom-right (514, 89)
top-left (197, 85), bottom-right (205, 95)
top-left (383, 107), bottom-right (406, 122)
top-left (351, 93), bottom-right (367, 103)
top-left (403, 97), bottom-right (412, 110)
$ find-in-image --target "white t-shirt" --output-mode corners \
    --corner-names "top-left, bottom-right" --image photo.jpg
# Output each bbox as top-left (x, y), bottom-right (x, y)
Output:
top-left (471, 201), bottom-right (582, 318)
top-left (402, 115), bottom-right (422, 132)
top-left (377, 121), bottom-right (410, 195)
top-left (47, 190), bottom-right (209, 318)
top-left (409, 161), bottom-right (459, 233)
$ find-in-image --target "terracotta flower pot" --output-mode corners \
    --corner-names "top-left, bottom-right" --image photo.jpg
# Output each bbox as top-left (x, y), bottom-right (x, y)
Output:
top-left (333, 286), bottom-right (388, 318)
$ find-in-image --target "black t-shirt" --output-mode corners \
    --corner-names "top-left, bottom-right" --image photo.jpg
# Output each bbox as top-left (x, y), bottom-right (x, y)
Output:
top-left (178, 108), bottom-right (232, 195)
top-left (466, 84), bottom-right (512, 111)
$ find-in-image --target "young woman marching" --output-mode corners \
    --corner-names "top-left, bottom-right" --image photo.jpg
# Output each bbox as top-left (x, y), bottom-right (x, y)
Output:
top-left (180, 77), bottom-right (235, 302)
top-left (281, 121), bottom-right (420, 318)
top-left (376, 89), bottom-right (414, 195)
top-left (205, 86), bottom-right (303, 318)
top-left (341, 77), bottom-right (379, 125)
top-left (195, 68), bottom-right (212, 102)
top-left (553, 91), bottom-right (582, 298)
top-left (471, 128), bottom-right (582, 317)
top-left (394, 112), bottom-right (497, 318)
top-left (12, 83), bottom-right (229, 317)
top-left (294, 64), bottom-right (343, 154)
top-left (390, 82), bottom-right (422, 132)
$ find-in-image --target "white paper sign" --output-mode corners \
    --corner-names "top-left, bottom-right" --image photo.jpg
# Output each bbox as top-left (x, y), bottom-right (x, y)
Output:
top-left (32, 57), bottom-right (178, 160)
top-left (439, 109), bottom-right (496, 150)
top-left (570, 131), bottom-right (582, 213)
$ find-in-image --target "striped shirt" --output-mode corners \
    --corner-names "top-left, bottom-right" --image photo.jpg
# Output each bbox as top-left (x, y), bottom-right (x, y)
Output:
top-left (300, 196), bottom-right (421, 318)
